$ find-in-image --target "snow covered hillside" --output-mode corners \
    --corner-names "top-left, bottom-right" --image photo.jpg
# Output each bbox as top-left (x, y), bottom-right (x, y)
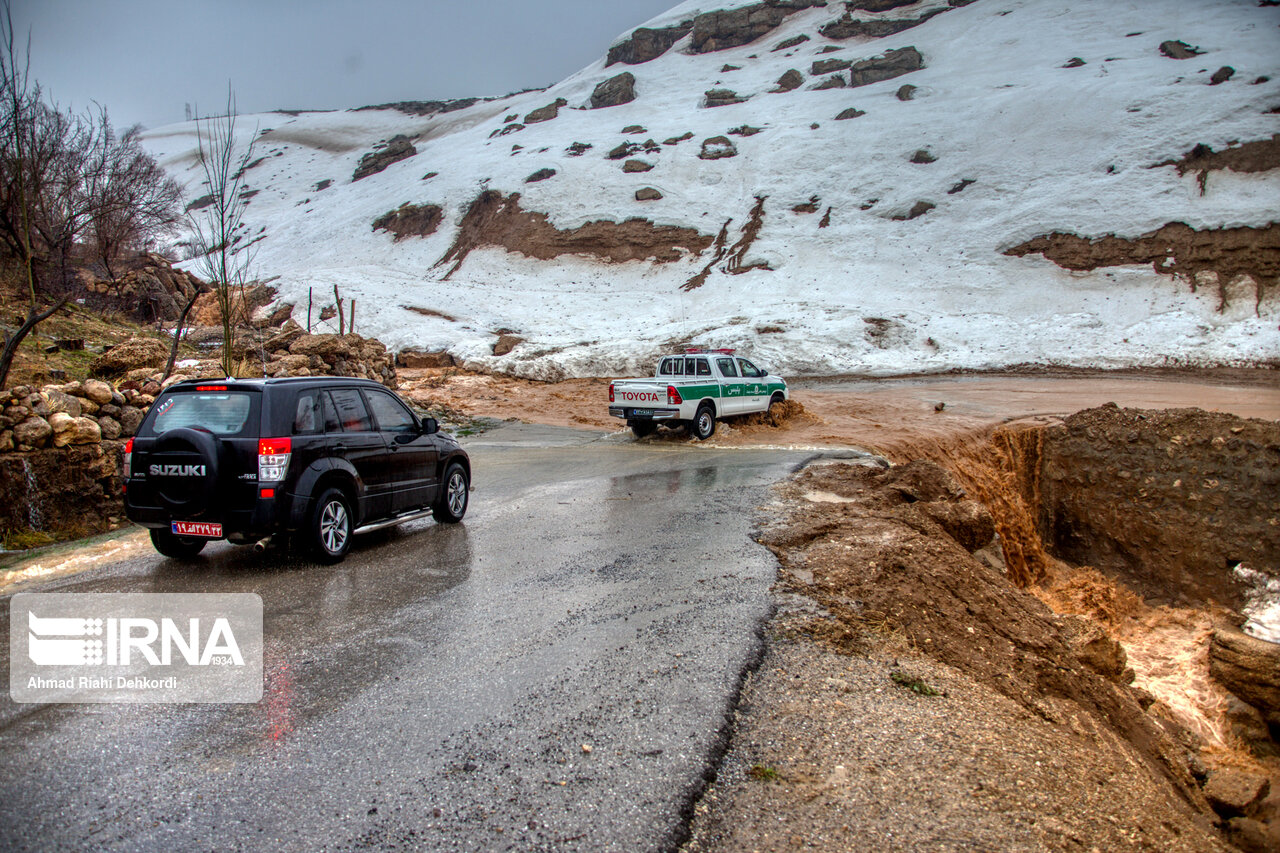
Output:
top-left (141, 0), bottom-right (1280, 378)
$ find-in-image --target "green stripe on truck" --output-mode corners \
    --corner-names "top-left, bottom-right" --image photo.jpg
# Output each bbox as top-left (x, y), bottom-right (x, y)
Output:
top-left (677, 384), bottom-right (720, 399)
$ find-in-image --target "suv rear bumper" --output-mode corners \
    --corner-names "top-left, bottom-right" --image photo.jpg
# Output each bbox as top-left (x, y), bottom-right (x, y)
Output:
top-left (125, 483), bottom-right (291, 542)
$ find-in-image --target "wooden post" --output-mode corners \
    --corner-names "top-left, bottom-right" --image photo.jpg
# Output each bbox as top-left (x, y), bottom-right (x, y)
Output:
top-left (334, 284), bottom-right (344, 335)
top-left (307, 287), bottom-right (312, 333)
top-left (349, 299), bottom-right (355, 336)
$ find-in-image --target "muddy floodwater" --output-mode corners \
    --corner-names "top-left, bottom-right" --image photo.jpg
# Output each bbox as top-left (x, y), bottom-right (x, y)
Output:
top-left (783, 369), bottom-right (1280, 452)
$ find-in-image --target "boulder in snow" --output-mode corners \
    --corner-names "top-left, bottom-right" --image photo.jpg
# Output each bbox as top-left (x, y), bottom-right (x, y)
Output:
top-left (849, 46), bottom-right (925, 87)
top-left (524, 98), bottom-right (567, 123)
top-left (699, 136), bottom-right (739, 160)
top-left (607, 23), bottom-right (694, 66)
top-left (591, 72), bottom-right (637, 108)
top-left (1159, 39), bottom-right (1203, 59)
top-left (353, 135), bottom-right (417, 182)
top-left (704, 88), bottom-right (749, 108)
top-left (772, 69), bottom-right (805, 92)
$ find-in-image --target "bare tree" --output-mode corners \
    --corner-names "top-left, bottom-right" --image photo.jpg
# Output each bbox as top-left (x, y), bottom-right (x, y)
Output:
top-left (89, 121), bottom-right (183, 281)
top-left (0, 1), bottom-right (191, 387)
top-left (160, 285), bottom-right (203, 383)
top-left (0, 2), bottom-right (64, 388)
top-left (186, 86), bottom-right (257, 377)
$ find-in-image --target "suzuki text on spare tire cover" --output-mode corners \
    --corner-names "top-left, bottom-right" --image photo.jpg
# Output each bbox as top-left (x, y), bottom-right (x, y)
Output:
top-left (608, 349), bottom-right (789, 440)
top-left (123, 377), bottom-right (471, 563)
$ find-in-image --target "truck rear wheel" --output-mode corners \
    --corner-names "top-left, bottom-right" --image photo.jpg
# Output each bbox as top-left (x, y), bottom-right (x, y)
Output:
top-left (693, 404), bottom-right (716, 440)
top-left (630, 420), bottom-right (657, 438)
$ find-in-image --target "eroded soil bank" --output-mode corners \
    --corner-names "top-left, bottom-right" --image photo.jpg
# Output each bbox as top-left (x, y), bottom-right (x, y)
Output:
top-left (685, 404), bottom-right (1280, 853)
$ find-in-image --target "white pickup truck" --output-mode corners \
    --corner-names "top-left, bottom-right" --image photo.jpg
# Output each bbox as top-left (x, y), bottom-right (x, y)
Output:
top-left (608, 349), bottom-right (789, 440)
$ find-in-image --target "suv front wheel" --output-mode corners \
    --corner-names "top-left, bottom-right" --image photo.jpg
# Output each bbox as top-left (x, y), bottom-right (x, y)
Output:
top-left (310, 488), bottom-right (353, 563)
top-left (433, 464), bottom-right (469, 523)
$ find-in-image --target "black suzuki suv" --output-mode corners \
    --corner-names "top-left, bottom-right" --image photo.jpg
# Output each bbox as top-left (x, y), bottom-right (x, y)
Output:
top-left (123, 377), bottom-right (470, 563)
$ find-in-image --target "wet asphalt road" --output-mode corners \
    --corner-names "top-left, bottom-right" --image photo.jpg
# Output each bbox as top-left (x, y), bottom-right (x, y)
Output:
top-left (0, 423), bottom-right (823, 852)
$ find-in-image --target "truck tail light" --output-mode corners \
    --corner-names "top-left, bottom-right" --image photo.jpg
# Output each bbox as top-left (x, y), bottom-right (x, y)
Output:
top-left (667, 385), bottom-right (683, 405)
top-left (258, 436), bottom-right (292, 483)
top-left (609, 384), bottom-right (615, 403)
top-left (123, 437), bottom-right (133, 479)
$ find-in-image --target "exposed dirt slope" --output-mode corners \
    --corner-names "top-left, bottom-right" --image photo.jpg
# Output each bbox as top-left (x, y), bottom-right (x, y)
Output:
top-left (685, 459), bottom-right (1227, 852)
top-left (758, 460), bottom-right (1209, 801)
top-left (683, 603), bottom-right (1231, 852)
top-left (1154, 135), bottom-right (1280, 193)
top-left (1005, 222), bottom-right (1280, 312)
top-left (434, 190), bottom-right (715, 277)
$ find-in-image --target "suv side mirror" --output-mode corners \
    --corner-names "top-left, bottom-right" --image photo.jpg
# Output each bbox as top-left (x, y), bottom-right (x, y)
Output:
top-left (421, 417), bottom-right (439, 435)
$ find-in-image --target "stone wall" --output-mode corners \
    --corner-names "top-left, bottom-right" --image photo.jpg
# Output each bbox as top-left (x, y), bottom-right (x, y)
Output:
top-left (90, 324), bottom-right (398, 389)
top-left (1, 379), bottom-right (150, 453)
top-left (0, 442), bottom-right (123, 541)
top-left (0, 380), bottom-right (142, 542)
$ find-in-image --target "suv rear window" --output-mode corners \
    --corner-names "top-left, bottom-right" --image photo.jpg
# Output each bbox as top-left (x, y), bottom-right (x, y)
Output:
top-left (148, 390), bottom-right (255, 436)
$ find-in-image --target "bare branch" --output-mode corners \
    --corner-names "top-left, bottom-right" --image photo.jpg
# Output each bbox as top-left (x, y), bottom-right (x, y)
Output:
top-left (186, 84), bottom-right (258, 376)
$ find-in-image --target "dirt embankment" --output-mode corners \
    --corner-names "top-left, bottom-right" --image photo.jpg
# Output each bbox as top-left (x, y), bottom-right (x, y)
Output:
top-left (1005, 221), bottom-right (1279, 312)
top-left (695, 404), bottom-right (1280, 852)
top-left (686, 457), bottom-right (1231, 852)
top-left (1038, 405), bottom-right (1280, 607)
top-left (764, 461), bottom-right (1208, 790)
top-left (433, 190), bottom-right (715, 278)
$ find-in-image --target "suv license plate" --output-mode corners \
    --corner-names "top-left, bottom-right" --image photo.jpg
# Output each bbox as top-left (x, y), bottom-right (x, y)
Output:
top-left (630, 409), bottom-right (654, 417)
top-left (172, 521), bottom-right (222, 538)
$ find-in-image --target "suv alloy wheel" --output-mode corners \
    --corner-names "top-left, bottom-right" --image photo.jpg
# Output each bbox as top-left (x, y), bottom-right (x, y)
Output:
top-left (311, 487), bottom-right (353, 563)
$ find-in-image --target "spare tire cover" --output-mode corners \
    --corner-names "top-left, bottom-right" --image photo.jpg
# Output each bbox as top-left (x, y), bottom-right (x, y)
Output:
top-left (148, 427), bottom-right (220, 516)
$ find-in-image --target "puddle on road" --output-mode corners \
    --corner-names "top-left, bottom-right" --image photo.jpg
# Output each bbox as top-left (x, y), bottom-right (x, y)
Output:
top-left (0, 529), bottom-right (150, 592)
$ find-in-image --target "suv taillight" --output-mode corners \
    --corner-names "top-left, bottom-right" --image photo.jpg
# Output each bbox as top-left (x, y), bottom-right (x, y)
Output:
top-left (258, 437), bottom-right (291, 483)
top-left (123, 437), bottom-right (133, 479)
top-left (609, 384), bottom-right (615, 403)
top-left (667, 385), bottom-right (683, 405)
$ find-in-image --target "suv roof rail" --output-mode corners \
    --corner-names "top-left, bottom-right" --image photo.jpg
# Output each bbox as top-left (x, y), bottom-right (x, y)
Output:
top-left (681, 347), bottom-right (736, 355)
top-left (168, 375), bottom-right (384, 387)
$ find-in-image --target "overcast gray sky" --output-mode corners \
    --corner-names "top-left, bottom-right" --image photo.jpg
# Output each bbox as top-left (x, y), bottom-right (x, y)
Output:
top-left (11, 0), bottom-right (678, 130)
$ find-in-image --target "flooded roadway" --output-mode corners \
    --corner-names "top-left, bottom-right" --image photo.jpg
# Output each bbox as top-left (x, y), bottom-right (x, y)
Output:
top-left (0, 425), bottom-right (837, 852)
